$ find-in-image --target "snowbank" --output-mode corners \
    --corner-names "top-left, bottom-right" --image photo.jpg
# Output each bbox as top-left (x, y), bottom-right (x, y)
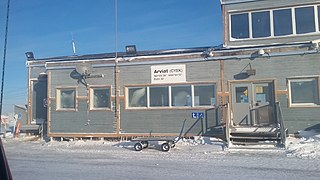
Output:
top-left (286, 130), bottom-right (320, 159)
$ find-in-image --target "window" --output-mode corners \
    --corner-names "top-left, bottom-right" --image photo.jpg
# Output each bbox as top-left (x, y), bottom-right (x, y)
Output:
top-left (252, 11), bottom-right (271, 38)
top-left (295, 6), bottom-right (315, 34)
top-left (288, 77), bottom-right (319, 106)
top-left (236, 87), bottom-right (248, 103)
top-left (57, 88), bottom-right (76, 110)
top-left (171, 86), bottom-right (192, 107)
top-left (126, 83), bottom-right (216, 109)
top-left (150, 86), bottom-right (169, 107)
top-left (273, 9), bottom-right (293, 36)
top-left (194, 85), bottom-right (216, 106)
top-left (230, 5), bottom-right (320, 41)
top-left (231, 13), bottom-right (249, 39)
top-left (128, 87), bottom-right (147, 107)
top-left (90, 87), bottom-right (110, 110)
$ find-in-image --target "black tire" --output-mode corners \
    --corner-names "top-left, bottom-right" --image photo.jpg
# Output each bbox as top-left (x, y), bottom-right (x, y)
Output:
top-left (141, 141), bottom-right (149, 149)
top-left (134, 143), bottom-right (143, 151)
top-left (161, 143), bottom-right (170, 152)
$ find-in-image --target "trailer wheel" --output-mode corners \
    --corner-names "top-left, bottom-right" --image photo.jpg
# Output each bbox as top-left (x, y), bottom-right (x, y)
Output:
top-left (161, 143), bottom-right (170, 152)
top-left (141, 141), bottom-right (149, 148)
top-left (134, 143), bottom-right (143, 151)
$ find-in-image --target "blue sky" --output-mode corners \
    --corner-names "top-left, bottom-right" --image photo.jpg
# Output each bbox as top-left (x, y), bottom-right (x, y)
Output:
top-left (0, 0), bottom-right (222, 114)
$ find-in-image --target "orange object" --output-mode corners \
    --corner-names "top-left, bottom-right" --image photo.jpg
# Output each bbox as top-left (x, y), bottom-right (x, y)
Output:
top-left (14, 120), bottom-right (21, 138)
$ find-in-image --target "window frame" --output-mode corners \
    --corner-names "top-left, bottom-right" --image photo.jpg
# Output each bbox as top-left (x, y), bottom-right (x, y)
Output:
top-left (89, 85), bottom-right (112, 111)
top-left (287, 76), bottom-right (320, 107)
top-left (125, 82), bottom-right (217, 110)
top-left (126, 86), bottom-right (148, 109)
top-left (229, 5), bottom-right (320, 41)
top-left (56, 87), bottom-right (77, 111)
top-left (149, 86), bottom-right (170, 108)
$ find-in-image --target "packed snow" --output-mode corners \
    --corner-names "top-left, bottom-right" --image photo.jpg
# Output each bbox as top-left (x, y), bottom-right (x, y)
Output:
top-left (286, 130), bottom-right (320, 159)
top-left (1, 130), bottom-right (320, 180)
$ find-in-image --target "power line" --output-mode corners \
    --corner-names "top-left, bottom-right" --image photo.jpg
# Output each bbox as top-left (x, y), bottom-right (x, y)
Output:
top-left (0, 0), bottom-right (10, 135)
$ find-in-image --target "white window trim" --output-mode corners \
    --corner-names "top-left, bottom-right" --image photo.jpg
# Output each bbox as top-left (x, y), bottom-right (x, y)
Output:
top-left (125, 83), bottom-right (216, 110)
top-left (89, 86), bottom-right (111, 111)
top-left (56, 87), bottom-right (77, 111)
top-left (229, 4), bottom-right (320, 42)
top-left (287, 77), bottom-right (320, 107)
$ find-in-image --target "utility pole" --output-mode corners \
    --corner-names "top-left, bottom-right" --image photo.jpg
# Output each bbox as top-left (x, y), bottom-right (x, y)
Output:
top-left (0, 0), bottom-right (11, 137)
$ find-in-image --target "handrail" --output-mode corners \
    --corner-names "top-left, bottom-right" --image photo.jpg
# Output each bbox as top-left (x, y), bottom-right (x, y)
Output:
top-left (276, 102), bottom-right (286, 147)
top-left (225, 103), bottom-right (231, 147)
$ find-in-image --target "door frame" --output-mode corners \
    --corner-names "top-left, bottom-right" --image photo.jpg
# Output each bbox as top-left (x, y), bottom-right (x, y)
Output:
top-left (228, 79), bottom-right (277, 127)
top-left (28, 76), bottom-right (48, 125)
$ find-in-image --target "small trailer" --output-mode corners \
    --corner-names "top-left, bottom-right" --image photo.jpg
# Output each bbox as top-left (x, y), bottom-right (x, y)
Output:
top-left (132, 137), bottom-right (178, 152)
top-left (131, 120), bottom-right (186, 152)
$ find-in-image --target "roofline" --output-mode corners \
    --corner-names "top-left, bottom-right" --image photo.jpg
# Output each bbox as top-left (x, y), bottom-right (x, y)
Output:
top-left (220, 0), bottom-right (264, 5)
top-left (27, 46), bottom-right (214, 63)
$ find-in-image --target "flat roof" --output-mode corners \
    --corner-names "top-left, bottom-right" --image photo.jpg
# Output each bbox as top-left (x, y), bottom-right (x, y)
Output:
top-left (28, 46), bottom-right (214, 62)
top-left (220, 0), bottom-right (264, 5)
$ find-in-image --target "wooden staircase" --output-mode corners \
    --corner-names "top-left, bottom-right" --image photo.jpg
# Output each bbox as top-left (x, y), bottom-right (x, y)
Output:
top-left (229, 126), bottom-right (283, 145)
top-left (226, 102), bottom-right (287, 147)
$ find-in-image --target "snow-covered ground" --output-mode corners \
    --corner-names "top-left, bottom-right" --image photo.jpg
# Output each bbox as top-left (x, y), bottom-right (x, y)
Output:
top-left (2, 131), bottom-right (320, 180)
top-left (286, 130), bottom-right (320, 159)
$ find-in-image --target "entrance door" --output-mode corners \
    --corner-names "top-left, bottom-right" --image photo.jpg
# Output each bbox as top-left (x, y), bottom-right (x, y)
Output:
top-left (30, 77), bottom-right (47, 125)
top-left (230, 81), bottom-right (276, 126)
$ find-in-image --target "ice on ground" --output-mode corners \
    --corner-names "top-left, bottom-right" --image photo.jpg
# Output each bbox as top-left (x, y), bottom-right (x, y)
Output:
top-left (286, 130), bottom-right (320, 159)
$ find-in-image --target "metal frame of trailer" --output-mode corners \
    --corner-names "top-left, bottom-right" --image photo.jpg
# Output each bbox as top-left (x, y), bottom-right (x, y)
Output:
top-left (131, 119), bottom-right (186, 152)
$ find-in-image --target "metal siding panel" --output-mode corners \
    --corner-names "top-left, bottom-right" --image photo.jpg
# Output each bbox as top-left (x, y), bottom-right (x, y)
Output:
top-left (49, 67), bottom-right (114, 97)
top-left (119, 65), bottom-right (150, 95)
top-left (278, 95), bottom-right (320, 133)
top-left (50, 100), bottom-right (115, 133)
top-left (30, 67), bottom-right (46, 79)
top-left (120, 104), bottom-right (220, 135)
top-left (224, 54), bottom-right (320, 90)
top-left (186, 61), bottom-right (220, 82)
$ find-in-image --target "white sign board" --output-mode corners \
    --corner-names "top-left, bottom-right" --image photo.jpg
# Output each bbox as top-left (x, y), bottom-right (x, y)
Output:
top-left (151, 64), bottom-right (186, 84)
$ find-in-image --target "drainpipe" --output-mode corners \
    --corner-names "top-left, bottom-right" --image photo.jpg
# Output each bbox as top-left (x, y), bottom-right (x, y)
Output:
top-left (220, 60), bottom-right (227, 126)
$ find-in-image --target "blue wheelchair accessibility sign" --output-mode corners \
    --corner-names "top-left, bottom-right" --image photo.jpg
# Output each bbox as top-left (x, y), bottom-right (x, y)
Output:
top-left (191, 112), bottom-right (205, 119)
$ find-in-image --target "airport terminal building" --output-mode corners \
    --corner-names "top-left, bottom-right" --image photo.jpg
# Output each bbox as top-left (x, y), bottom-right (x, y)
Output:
top-left (26, 0), bottom-right (319, 144)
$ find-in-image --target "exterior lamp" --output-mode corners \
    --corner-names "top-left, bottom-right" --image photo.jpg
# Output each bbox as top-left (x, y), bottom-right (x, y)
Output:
top-left (25, 52), bottom-right (34, 60)
top-left (125, 45), bottom-right (137, 55)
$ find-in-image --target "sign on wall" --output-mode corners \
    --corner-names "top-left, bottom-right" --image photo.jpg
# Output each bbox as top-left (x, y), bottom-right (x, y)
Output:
top-left (151, 64), bottom-right (186, 84)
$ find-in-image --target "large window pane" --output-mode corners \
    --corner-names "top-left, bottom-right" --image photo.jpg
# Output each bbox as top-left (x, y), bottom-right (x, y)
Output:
top-left (194, 85), bottom-right (216, 106)
top-left (150, 86), bottom-right (169, 107)
top-left (295, 7), bottom-right (315, 34)
top-left (231, 13), bottom-right (249, 39)
top-left (273, 9), bottom-right (293, 36)
top-left (128, 87), bottom-right (147, 107)
top-left (252, 11), bottom-right (271, 38)
top-left (91, 88), bottom-right (110, 109)
top-left (171, 86), bottom-right (191, 107)
top-left (290, 79), bottom-right (318, 104)
top-left (58, 89), bottom-right (75, 109)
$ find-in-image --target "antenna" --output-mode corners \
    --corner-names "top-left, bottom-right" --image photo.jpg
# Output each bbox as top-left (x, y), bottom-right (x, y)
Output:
top-left (71, 33), bottom-right (77, 55)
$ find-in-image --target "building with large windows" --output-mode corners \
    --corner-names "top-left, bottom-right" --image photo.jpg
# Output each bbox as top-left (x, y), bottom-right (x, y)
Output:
top-left (26, 0), bottom-right (319, 143)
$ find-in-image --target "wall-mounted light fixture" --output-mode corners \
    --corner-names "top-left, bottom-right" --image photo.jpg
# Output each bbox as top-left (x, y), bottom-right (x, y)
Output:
top-left (234, 62), bottom-right (256, 80)
top-left (25, 52), bottom-right (34, 60)
top-left (310, 39), bottom-right (320, 51)
top-left (125, 45), bottom-right (137, 55)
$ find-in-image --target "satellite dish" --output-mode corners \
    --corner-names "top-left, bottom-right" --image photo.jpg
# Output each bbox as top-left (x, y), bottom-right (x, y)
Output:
top-left (76, 63), bottom-right (93, 76)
